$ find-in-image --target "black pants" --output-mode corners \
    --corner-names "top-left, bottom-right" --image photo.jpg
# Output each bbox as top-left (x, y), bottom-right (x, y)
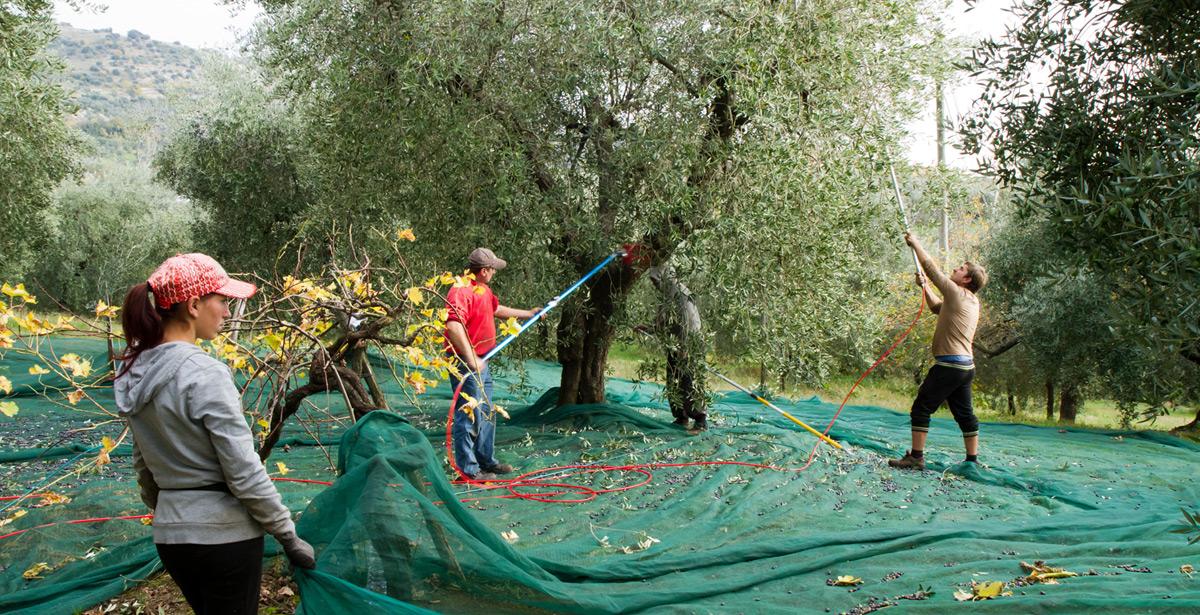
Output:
top-left (910, 364), bottom-right (978, 437)
top-left (665, 345), bottom-right (706, 424)
top-left (156, 536), bottom-right (264, 615)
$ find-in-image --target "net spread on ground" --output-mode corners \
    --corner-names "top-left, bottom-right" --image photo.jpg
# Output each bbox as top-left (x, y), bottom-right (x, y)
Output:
top-left (1, 338), bottom-right (1198, 613)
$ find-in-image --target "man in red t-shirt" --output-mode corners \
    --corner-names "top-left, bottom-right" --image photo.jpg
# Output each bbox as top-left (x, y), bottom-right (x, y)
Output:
top-left (444, 247), bottom-right (537, 480)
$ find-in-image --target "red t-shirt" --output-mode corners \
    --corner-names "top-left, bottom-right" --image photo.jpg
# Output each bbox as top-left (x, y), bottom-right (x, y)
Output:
top-left (443, 281), bottom-right (500, 357)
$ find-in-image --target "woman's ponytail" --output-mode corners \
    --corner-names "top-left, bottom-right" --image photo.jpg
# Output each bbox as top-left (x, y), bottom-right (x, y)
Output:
top-left (118, 282), bottom-right (167, 375)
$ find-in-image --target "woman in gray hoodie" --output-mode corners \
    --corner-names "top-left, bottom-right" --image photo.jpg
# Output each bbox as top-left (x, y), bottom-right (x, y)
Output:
top-left (114, 253), bottom-right (314, 615)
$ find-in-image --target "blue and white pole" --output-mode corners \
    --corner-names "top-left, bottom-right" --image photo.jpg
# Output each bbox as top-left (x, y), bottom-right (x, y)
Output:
top-left (483, 249), bottom-right (625, 361)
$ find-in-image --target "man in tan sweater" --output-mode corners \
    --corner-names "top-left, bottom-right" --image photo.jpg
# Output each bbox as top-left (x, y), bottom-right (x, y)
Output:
top-left (889, 232), bottom-right (988, 470)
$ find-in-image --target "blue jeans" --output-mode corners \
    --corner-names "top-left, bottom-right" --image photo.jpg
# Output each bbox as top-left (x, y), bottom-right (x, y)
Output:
top-left (449, 362), bottom-right (498, 476)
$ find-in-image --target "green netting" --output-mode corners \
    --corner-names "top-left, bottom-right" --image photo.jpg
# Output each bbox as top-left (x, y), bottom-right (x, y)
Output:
top-left (3, 338), bottom-right (1200, 614)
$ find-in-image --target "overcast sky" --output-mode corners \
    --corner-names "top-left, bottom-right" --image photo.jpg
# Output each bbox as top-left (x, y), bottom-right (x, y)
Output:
top-left (54, 0), bottom-right (260, 50)
top-left (54, 0), bottom-right (1018, 169)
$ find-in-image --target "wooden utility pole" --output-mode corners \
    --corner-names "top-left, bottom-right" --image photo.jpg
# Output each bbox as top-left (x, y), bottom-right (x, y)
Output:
top-left (935, 82), bottom-right (950, 267)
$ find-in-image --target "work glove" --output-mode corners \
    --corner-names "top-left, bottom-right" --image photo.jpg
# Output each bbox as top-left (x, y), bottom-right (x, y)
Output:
top-left (277, 531), bottom-right (316, 569)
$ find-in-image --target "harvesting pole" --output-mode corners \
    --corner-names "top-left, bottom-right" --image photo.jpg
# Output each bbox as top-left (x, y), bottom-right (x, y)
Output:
top-left (707, 367), bottom-right (843, 450)
top-left (887, 154), bottom-right (924, 278)
top-left (483, 249), bottom-right (625, 361)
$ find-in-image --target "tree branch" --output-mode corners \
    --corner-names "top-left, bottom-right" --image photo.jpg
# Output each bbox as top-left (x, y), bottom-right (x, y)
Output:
top-left (976, 336), bottom-right (1021, 359)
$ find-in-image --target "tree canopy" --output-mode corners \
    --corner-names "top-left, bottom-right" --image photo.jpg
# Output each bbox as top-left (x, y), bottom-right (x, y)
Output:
top-left (0, 0), bottom-right (80, 277)
top-left (230, 0), bottom-right (948, 403)
top-left (963, 0), bottom-right (1200, 400)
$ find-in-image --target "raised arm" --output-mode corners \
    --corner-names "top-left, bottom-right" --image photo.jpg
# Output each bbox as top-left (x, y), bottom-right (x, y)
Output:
top-left (917, 272), bottom-right (943, 313)
top-left (905, 232), bottom-right (953, 294)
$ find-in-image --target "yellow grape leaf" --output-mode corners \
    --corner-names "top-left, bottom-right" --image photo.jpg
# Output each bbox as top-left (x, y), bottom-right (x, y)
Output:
top-left (280, 275), bottom-right (303, 295)
top-left (22, 561), bottom-right (51, 580)
top-left (405, 287), bottom-right (424, 305)
top-left (59, 354), bottom-right (92, 378)
top-left (0, 375), bottom-right (11, 394)
top-left (403, 346), bottom-right (425, 365)
top-left (975, 581), bottom-right (1006, 599)
top-left (458, 392), bottom-right (478, 421)
top-left (140, 517), bottom-right (153, 526)
top-left (262, 331), bottom-right (284, 354)
top-left (832, 576), bottom-right (863, 586)
top-left (396, 228), bottom-right (416, 242)
top-left (257, 419), bottom-right (270, 429)
top-left (66, 389), bottom-right (85, 405)
top-left (276, 462), bottom-right (290, 476)
top-left (495, 405), bottom-right (510, 419)
top-left (499, 317), bottom-right (520, 337)
top-left (19, 313), bottom-right (54, 334)
top-left (1020, 560), bottom-right (1077, 583)
top-left (2, 283), bottom-right (36, 304)
top-left (420, 308), bottom-right (434, 318)
top-left (28, 365), bottom-right (50, 376)
top-left (37, 492), bottom-right (70, 506)
top-left (98, 436), bottom-right (116, 466)
top-left (473, 285), bottom-right (486, 295)
top-left (0, 508), bottom-right (28, 527)
top-left (93, 300), bottom-right (119, 319)
top-left (0, 401), bottom-right (17, 417)
top-left (406, 371), bottom-right (430, 394)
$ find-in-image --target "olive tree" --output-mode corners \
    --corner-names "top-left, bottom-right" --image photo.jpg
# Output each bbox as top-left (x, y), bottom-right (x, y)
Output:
top-left (0, 0), bottom-right (80, 277)
top-left (962, 0), bottom-right (1200, 430)
top-left (32, 163), bottom-right (193, 310)
top-left (154, 60), bottom-right (315, 277)
top-left (246, 0), bottom-right (946, 404)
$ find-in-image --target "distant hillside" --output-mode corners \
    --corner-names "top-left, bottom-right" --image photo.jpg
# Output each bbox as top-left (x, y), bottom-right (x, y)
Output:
top-left (49, 24), bottom-right (211, 160)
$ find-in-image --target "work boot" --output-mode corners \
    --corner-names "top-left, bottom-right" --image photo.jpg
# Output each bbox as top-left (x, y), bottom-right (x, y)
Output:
top-left (887, 451), bottom-right (925, 470)
top-left (483, 463), bottom-right (514, 475)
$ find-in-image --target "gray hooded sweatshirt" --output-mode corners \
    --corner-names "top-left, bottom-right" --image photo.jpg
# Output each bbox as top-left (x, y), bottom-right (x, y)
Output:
top-left (115, 342), bottom-right (296, 544)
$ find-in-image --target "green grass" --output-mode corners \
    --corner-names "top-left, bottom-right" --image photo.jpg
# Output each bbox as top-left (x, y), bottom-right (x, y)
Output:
top-left (605, 344), bottom-right (1195, 433)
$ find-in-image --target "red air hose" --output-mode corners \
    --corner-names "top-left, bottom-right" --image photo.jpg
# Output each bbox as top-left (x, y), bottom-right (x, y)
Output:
top-left (0, 292), bottom-right (925, 538)
top-left (443, 291), bottom-right (926, 503)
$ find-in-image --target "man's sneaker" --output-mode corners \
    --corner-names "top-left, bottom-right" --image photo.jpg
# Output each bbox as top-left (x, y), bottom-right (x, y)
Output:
top-left (465, 471), bottom-right (499, 481)
top-left (483, 463), bottom-right (514, 475)
top-left (888, 452), bottom-right (925, 470)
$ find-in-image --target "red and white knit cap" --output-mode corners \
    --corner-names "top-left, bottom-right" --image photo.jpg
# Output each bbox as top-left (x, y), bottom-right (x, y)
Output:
top-left (147, 253), bottom-right (257, 308)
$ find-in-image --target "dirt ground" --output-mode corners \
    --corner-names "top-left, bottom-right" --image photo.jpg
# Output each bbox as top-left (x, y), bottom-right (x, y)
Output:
top-left (83, 558), bottom-right (299, 615)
